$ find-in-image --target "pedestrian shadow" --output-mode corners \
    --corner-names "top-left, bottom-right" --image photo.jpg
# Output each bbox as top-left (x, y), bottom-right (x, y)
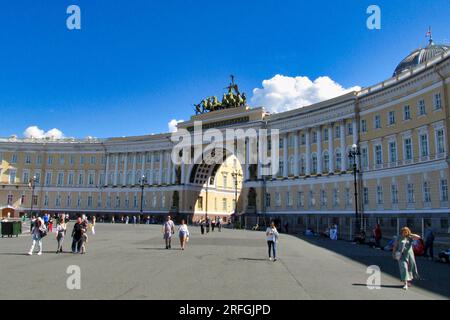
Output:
top-left (0, 252), bottom-right (28, 256)
top-left (238, 258), bottom-right (269, 262)
top-left (137, 247), bottom-right (182, 251)
top-left (352, 283), bottom-right (404, 289)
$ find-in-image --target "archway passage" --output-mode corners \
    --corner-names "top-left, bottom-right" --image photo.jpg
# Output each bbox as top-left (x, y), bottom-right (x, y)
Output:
top-left (184, 148), bottom-right (244, 224)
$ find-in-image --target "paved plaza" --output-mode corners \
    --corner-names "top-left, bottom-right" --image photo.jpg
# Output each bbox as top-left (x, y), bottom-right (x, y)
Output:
top-left (0, 223), bottom-right (448, 300)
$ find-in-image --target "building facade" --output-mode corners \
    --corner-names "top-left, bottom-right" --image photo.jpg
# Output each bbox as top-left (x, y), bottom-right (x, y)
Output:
top-left (1, 42), bottom-right (449, 233)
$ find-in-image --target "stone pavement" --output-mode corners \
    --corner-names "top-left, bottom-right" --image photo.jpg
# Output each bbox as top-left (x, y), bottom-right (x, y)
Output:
top-left (0, 224), bottom-right (448, 300)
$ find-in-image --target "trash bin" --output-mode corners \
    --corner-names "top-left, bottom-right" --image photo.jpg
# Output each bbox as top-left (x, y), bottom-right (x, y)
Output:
top-left (1, 221), bottom-right (22, 237)
top-left (12, 221), bottom-right (22, 237)
top-left (1, 221), bottom-right (13, 237)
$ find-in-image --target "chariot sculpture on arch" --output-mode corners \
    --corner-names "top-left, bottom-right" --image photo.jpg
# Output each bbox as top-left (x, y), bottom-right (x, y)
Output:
top-left (194, 75), bottom-right (248, 114)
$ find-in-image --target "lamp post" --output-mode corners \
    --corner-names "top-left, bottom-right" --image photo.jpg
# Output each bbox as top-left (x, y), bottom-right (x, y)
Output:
top-left (348, 144), bottom-right (361, 233)
top-left (139, 175), bottom-right (147, 216)
top-left (231, 169), bottom-right (242, 215)
top-left (29, 175), bottom-right (36, 218)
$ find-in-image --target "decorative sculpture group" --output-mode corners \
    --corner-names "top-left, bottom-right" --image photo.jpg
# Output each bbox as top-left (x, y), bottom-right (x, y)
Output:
top-left (194, 75), bottom-right (247, 114)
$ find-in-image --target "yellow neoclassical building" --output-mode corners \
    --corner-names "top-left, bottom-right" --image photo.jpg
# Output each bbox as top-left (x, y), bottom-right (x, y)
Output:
top-left (0, 41), bottom-right (449, 234)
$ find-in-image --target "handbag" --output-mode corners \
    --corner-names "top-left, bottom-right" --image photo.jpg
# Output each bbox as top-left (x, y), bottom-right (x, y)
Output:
top-left (394, 251), bottom-right (402, 261)
top-left (39, 229), bottom-right (48, 238)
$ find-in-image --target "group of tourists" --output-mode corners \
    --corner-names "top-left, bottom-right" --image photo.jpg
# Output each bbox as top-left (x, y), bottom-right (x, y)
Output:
top-left (199, 217), bottom-right (223, 235)
top-left (27, 214), bottom-right (95, 255)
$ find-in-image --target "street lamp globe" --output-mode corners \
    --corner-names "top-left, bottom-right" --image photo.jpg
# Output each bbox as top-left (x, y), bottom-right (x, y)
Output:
top-left (352, 144), bottom-right (358, 152)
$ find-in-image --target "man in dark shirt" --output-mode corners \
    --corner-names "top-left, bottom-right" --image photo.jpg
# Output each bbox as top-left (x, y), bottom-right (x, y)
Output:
top-left (71, 217), bottom-right (84, 253)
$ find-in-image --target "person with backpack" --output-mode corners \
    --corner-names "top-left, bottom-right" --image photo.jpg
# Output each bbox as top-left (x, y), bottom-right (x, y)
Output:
top-left (423, 223), bottom-right (435, 260)
top-left (28, 217), bottom-right (47, 256)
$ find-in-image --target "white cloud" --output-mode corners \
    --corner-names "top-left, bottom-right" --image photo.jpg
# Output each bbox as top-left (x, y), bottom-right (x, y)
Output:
top-left (168, 119), bottom-right (183, 133)
top-left (23, 126), bottom-right (64, 139)
top-left (251, 75), bottom-right (360, 113)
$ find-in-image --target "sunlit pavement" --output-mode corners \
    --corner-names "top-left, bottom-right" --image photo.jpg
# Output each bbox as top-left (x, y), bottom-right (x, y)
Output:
top-left (0, 223), bottom-right (447, 300)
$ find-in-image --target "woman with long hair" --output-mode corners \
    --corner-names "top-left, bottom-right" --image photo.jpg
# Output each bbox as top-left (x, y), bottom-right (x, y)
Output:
top-left (393, 227), bottom-right (421, 290)
top-left (178, 219), bottom-right (190, 250)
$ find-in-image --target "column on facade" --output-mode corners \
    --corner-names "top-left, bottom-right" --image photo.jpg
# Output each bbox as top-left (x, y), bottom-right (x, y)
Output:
top-left (181, 162), bottom-right (186, 184)
top-left (166, 150), bottom-right (172, 184)
top-left (245, 138), bottom-right (250, 180)
top-left (113, 153), bottom-right (119, 185)
top-left (131, 153), bottom-right (137, 185)
top-left (104, 154), bottom-right (110, 185)
top-left (328, 123), bottom-right (334, 174)
top-left (283, 133), bottom-right (288, 178)
top-left (149, 152), bottom-right (154, 185)
top-left (305, 129), bottom-right (311, 176)
top-left (158, 151), bottom-right (163, 185)
top-left (293, 130), bottom-right (299, 177)
top-left (317, 126), bottom-right (322, 175)
top-left (340, 121), bottom-right (347, 171)
top-left (123, 153), bottom-right (128, 185)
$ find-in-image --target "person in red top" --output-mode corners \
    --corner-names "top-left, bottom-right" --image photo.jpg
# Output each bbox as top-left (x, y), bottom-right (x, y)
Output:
top-left (373, 224), bottom-right (382, 249)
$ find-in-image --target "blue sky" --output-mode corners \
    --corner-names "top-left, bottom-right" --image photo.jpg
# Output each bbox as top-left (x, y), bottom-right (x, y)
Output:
top-left (0, 0), bottom-right (449, 138)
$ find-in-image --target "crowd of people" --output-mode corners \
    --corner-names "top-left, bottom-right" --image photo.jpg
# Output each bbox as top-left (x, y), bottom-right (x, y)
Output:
top-left (24, 212), bottom-right (442, 290)
top-left (27, 214), bottom-right (95, 255)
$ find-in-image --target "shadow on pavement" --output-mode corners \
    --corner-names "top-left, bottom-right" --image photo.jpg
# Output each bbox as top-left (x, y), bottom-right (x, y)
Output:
top-left (352, 283), bottom-right (404, 289)
top-left (238, 258), bottom-right (269, 262)
top-left (298, 235), bottom-right (450, 298)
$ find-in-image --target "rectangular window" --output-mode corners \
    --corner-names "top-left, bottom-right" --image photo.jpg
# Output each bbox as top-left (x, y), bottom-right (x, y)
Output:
top-left (87, 196), bottom-right (93, 208)
top-left (222, 198), bottom-right (227, 212)
top-left (345, 188), bottom-right (351, 206)
top-left (389, 142), bottom-right (397, 164)
top-left (404, 138), bottom-right (413, 161)
top-left (11, 154), bottom-right (17, 164)
top-left (70, 156), bottom-right (75, 165)
top-left (80, 156), bottom-right (85, 165)
top-left (36, 155), bottom-right (42, 165)
top-left (420, 134), bottom-right (429, 157)
top-left (23, 172), bottom-right (30, 184)
top-left (407, 183), bottom-right (415, 204)
top-left (335, 126), bottom-right (340, 138)
top-left (300, 134), bottom-right (306, 145)
top-left (437, 129), bottom-right (445, 154)
top-left (376, 186), bottom-right (383, 205)
top-left (312, 131), bottom-right (317, 143)
top-left (323, 128), bottom-right (329, 141)
top-left (434, 93), bottom-right (442, 110)
top-left (309, 190), bottom-right (315, 207)
top-left (265, 193), bottom-right (271, 208)
top-left (44, 195), bottom-right (49, 207)
top-left (440, 179), bottom-right (448, 202)
top-left (363, 187), bottom-right (369, 205)
top-left (375, 145), bottom-right (383, 166)
top-left (47, 155), bottom-right (53, 165)
top-left (388, 111), bottom-right (395, 125)
top-left (59, 156), bottom-right (65, 165)
top-left (88, 173), bottom-right (95, 185)
top-left (347, 123), bottom-right (353, 136)
top-left (90, 156), bottom-right (96, 165)
top-left (9, 169), bottom-right (16, 184)
top-left (320, 190), bottom-right (327, 206)
top-left (418, 99), bottom-right (426, 116)
top-left (68, 173), bottom-right (74, 186)
top-left (403, 105), bottom-right (411, 120)
top-left (34, 173), bottom-right (41, 184)
top-left (361, 119), bottom-right (367, 133)
top-left (423, 182), bottom-right (431, 204)
top-left (297, 191), bottom-right (304, 208)
top-left (25, 154), bottom-right (31, 164)
top-left (391, 184), bottom-right (398, 204)
top-left (374, 115), bottom-right (381, 129)
top-left (361, 147), bottom-right (368, 168)
top-left (7, 194), bottom-right (13, 205)
top-left (57, 172), bottom-right (64, 186)
top-left (333, 189), bottom-right (339, 206)
top-left (67, 195), bottom-right (72, 207)
top-left (275, 192), bottom-right (281, 207)
top-left (45, 172), bottom-right (52, 186)
top-left (78, 173), bottom-right (84, 186)
top-left (20, 195), bottom-right (25, 205)
top-left (287, 192), bottom-right (293, 207)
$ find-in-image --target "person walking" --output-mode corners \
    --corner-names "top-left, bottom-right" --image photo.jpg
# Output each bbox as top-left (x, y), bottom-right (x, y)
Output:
top-left (178, 219), bottom-right (190, 250)
top-left (48, 215), bottom-right (54, 233)
top-left (217, 217), bottom-right (222, 232)
top-left (133, 215), bottom-right (137, 226)
top-left (423, 223), bottom-right (435, 261)
top-left (28, 217), bottom-right (47, 256)
top-left (71, 217), bottom-right (84, 253)
top-left (206, 218), bottom-right (210, 234)
top-left (91, 216), bottom-right (96, 235)
top-left (373, 223), bottom-right (382, 249)
top-left (43, 213), bottom-right (49, 228)
top-left (266, 221), bottom-right (279, 261)
top-left (162, 215), bottom-right (175, 249)
top-left (55, 218), bottom-right (66, 253)
top-left (200, 220), bottom-right (205, 235)
top-left (393, 227), bottom-right (421, 290)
